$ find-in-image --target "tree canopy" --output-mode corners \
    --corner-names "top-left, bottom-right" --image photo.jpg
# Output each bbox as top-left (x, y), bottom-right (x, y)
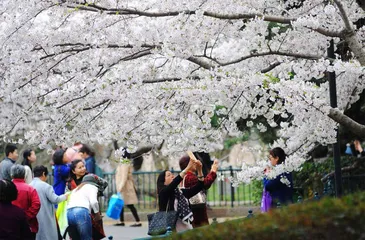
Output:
top-left (1, 0), bottom-right (364, 181)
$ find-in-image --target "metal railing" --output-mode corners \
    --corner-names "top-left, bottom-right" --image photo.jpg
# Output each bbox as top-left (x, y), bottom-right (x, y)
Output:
top-left (99, 167), bottom-right (255, 211)
top-left (48, 167), bottom-right (255, 211)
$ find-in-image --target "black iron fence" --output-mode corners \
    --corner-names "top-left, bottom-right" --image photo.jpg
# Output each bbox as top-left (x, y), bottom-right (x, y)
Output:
top-left (323, 174), bottom-right (365, 196)
top-left (99, 167), bottom-right (255, 211)
top-left (48, 167), bottom-right (255, 211)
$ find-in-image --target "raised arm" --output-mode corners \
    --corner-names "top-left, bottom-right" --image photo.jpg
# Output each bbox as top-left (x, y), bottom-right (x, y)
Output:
top-left (182, 160), bottom-right (204, 198)
top-left (203, 160), bottom-right (218, 189)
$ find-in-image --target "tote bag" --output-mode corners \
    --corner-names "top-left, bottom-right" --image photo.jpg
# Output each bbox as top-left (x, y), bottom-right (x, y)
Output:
top-left (147, 200), bottom-right (178, 236)
top-left (261, 189), bottom-right (272, 212)
top-left (106, 193), bottom-right (124, 220)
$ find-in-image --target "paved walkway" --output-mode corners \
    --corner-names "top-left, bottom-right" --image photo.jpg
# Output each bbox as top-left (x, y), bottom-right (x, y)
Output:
top-left (104, 223), bottom-right (149, 240)
top-left (102, 217), bottom-right (242, 240)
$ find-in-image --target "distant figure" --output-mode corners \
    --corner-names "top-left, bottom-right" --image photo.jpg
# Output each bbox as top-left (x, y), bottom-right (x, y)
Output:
top-left (11, 164), bottom-right (41, 240)
top-left (30, 166), bottom-right (69, 240)
top-left (354, 139), bottom-right (365, 157)
top-left (79, 145), bottom-right (96, 174)
top-left (263, 147), bottom-right (293, 209)
top-left (22, 149), bottom-right (37, 184)
top-left (115, 163), bottom-right (141, 227)
top-left (0, 179), bottom-right (33, 240)
top-left (0, 143), bottom-right (18, 181)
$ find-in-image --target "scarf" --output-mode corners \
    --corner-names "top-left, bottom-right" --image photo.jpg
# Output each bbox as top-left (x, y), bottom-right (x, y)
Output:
top-left (174, 188), bottom-right (193, 224)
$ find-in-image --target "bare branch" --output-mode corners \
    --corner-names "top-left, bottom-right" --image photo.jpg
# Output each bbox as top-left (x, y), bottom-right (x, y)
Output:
top-left (89, 100), bottom-right (112, 123)
top-left (56, 90), bottom-right (94, 109)
top-left (328, 108), bottom-right (365, 137)
top-left (83, 99), bottom-right (110, 110)
top-left (260, 61), bottom-right (282, 73)
top-left (37, 76), bottom-right (76, 99)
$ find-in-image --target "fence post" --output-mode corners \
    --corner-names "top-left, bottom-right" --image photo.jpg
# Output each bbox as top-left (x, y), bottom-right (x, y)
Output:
top-left (314, 192), bottom-right (320, 200)
top-left (246, 209), bottom-right (254, 218)
top-left (230, 166), bottom-right (235, 208)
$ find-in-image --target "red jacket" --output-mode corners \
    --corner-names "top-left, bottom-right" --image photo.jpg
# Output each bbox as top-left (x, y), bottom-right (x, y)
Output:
top-left (183, 171), bottom-right (217, 228)
top-left (183, 171), bottom-right (217, 190)
top-left (12, 179), bottom-right (41, 233)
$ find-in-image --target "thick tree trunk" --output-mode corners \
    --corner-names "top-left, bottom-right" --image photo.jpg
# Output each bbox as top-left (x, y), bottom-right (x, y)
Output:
top-left (328, 108), bottom-right (365, 137)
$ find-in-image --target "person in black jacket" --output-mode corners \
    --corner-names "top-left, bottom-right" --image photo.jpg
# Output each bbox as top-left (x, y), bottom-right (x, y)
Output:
top-left (157, 158), bottom-right (204, 232)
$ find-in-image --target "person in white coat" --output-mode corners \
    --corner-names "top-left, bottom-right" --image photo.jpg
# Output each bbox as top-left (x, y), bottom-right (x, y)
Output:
top-left (30, 166), bottom-right (69, 240)
top-left (115, 162), bottom-right (141, 227)
top-left (22, 149), bottom-right (37, 184)
top-left (66, 174), bottom-right (102, 240)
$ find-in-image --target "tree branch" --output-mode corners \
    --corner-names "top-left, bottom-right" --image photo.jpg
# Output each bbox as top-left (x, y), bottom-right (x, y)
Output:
top-left (328, 108), bottom-right (365, 137)
top-left (333, 0), bottom-right (365, 65)
top-left (83, 99), bottom-right (110, 110)
top-left (260, 61), bottom-right (282, 73)
top-left (56, 90), bottom-right (94, 109)
top-left (65, 3), bottom-right (342, 38)
top-left (204, 51), bottom-right (325, 67)
top-left (89, 100), bottom-right (112, 123)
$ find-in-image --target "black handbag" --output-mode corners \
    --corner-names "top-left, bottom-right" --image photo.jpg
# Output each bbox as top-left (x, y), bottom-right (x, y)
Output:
top-left (147, 200), bottom-right (178, 236)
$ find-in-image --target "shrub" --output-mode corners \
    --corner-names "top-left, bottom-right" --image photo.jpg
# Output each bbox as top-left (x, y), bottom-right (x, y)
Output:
top-left (164, 192), bottom-right (365, 240)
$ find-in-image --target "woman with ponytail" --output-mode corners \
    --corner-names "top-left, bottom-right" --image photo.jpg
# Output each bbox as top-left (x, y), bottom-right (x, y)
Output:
top-left (22, 149), bottom-right (37, 184)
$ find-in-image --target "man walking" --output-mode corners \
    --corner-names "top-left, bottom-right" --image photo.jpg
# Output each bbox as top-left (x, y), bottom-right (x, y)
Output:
top-left (0, 144), bottom-right (18, 180)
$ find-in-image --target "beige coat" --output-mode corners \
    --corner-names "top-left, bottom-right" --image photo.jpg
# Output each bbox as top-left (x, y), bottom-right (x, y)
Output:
top-left (115, 164), bottom-right (138, 205)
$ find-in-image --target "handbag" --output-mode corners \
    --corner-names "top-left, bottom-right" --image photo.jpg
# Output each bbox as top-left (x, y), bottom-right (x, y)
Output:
top-left (261, 188), bottom-right (272, 212)
top-left (91, 212), bottom-right (106, 240)
top-left (147, 200), bottom-right (178, 236)
top-left (182, 176), bottom-right (206, 208)
top-left (106, 193), bottom-right (124, 220)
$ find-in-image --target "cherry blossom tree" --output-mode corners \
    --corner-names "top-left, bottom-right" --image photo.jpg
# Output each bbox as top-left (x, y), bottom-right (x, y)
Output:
top-left (0, 0), bottom-right (364, 181)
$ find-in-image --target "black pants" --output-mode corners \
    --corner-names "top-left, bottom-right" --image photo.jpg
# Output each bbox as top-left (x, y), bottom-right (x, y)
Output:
top-left (120, 204), bottom-right (140, 222)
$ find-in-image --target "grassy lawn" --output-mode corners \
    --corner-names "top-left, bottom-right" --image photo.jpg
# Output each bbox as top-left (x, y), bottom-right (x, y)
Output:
top-left (207, 183), bottom-right (254, 203)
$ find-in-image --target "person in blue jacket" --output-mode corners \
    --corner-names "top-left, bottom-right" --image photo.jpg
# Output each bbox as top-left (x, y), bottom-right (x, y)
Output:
top-left (263, 147), bottom-right (293, 208)
top-left (52, 149), bottom-right (71, 196)
top-left (79, 145), bottom-right (96, 174)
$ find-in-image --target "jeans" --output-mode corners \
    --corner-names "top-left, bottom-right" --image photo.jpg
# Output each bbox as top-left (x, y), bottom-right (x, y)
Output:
top-left (67, 207), bottom-right (92, 240)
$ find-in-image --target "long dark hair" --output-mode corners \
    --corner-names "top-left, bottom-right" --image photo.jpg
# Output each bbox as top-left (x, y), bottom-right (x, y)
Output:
top-left (22, 149), bottom-right (33, 170)
top-left (157, 170), bottom-right (167, 194)
top-left (69, 159), bottom-right (85, 180)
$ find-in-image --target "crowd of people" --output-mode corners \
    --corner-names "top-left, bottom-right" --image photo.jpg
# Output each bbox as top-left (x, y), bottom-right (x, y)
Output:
top-left (0, 143), bottom-right (106, 240)
top-left (3, 139), bottom-right (360, 239)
